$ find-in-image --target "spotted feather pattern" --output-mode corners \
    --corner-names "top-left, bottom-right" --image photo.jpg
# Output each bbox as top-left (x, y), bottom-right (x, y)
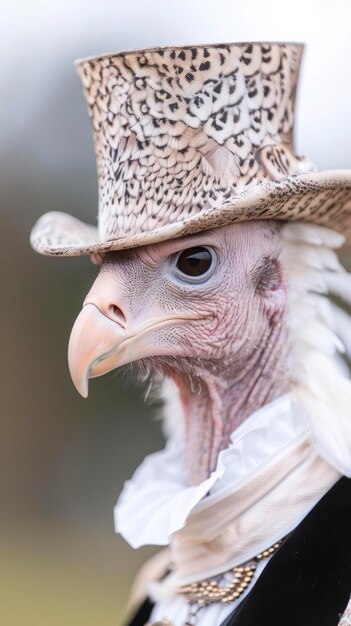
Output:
top-left (77, 43), bottom-right (311, 239)
top-left (30, 42), bottom-right (351, 256)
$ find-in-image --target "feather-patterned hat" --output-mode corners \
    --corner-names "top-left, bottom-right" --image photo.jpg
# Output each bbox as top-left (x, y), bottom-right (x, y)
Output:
top-left (30, 41), bottom-right (351, 256)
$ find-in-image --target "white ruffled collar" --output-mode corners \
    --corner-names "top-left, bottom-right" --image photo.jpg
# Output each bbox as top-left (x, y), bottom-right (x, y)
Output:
top-left (114, 394), bottom-right (312, 548)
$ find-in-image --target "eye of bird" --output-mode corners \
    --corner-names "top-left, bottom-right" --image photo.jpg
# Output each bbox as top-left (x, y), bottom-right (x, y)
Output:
top-left (176, 247), bottom-right (213, 277)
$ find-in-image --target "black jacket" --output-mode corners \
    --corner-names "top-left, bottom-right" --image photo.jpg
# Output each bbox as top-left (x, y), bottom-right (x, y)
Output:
top-left (127, 477), bottom-right (351, 626)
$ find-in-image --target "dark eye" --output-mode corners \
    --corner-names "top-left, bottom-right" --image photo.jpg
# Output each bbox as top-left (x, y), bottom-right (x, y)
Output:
top-left (176, 247), bottom-right (212, 277)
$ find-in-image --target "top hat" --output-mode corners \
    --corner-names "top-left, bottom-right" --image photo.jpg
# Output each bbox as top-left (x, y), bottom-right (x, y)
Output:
top-left (30, 41), bottom-right (351, 257)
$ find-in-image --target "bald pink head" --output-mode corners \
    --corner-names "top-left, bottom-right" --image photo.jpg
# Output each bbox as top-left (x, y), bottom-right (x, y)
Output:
top-left (68, 221), bottom-right (290, 483)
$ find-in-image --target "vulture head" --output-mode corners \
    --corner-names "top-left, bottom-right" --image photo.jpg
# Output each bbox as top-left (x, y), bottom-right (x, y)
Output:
top-left (69, 221), bottom-right (287, 484)
top-left (29, 43), bottom-right (351, 492)
top-left (68, 218), bottom-right (351, 485)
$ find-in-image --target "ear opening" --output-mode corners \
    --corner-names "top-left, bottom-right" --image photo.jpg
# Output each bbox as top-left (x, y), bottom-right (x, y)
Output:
top-left (251, 253), bottom-right (285, 296)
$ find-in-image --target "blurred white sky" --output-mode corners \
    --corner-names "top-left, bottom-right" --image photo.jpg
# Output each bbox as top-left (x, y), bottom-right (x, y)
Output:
top-left (2, 0), bottom-right (351, 168)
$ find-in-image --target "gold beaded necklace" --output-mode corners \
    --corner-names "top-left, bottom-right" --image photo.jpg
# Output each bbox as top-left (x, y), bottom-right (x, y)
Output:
top-left (178, 540), bottom-right (283, 606)
top-left (147, 539), bottom-right (283, 626)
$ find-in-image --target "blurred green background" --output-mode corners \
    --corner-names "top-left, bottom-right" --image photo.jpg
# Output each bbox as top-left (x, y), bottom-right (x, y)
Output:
top-left (2, 1), bottom-right (351, 625)
top-left (0, 68), bottom-right (163, 626)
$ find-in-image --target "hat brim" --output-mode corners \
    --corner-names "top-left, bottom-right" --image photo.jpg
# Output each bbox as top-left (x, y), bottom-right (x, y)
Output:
top-left (30, 170), bottom-right (351, 257)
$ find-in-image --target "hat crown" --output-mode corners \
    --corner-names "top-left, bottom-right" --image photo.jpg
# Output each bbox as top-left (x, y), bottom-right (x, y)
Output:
top-left (77, 42), bottom-right (309, 242)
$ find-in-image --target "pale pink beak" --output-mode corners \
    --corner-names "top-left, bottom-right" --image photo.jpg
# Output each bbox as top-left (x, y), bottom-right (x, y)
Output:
top-left (68, 273), bottom-right (193, 397)
top-left (68, 302), bottom-right (174, 398)
top-left (68, 269), bottom-right (146, 397)
top-left (68, 303), bottom-right (126, 398)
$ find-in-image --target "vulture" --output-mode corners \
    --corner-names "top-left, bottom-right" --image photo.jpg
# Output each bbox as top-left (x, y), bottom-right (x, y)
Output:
top-left (31, 42), bottom-right (351, 626)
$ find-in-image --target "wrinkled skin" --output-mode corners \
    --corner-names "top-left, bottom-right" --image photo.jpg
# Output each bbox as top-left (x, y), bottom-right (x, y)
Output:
top-left (69, 221), bottom-right (290, 484)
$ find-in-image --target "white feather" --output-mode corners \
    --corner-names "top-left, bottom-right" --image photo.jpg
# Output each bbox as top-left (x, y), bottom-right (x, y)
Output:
top-left (332, 304), bottom-right (351, 358)
top-left (323, 272), bottom-right (351, 306)
top-left (282, 222), bottom-right (351, 476)
top-left (282, 222), bottom-right (346, 248)
top-left (160, 378), bottom-right (184, 441)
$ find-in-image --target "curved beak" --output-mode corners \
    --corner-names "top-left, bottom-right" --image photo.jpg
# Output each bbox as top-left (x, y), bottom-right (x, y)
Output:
top-left (67, 261), bottom-right (202, 398)
top-left (68, 302), bottom-right (191, 398)
top-left (68, 304), bottom-right (128, 398)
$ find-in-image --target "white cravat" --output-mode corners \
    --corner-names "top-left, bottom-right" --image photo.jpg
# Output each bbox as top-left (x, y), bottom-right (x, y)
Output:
top-left (115, 395), bottom-right (341, 625)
